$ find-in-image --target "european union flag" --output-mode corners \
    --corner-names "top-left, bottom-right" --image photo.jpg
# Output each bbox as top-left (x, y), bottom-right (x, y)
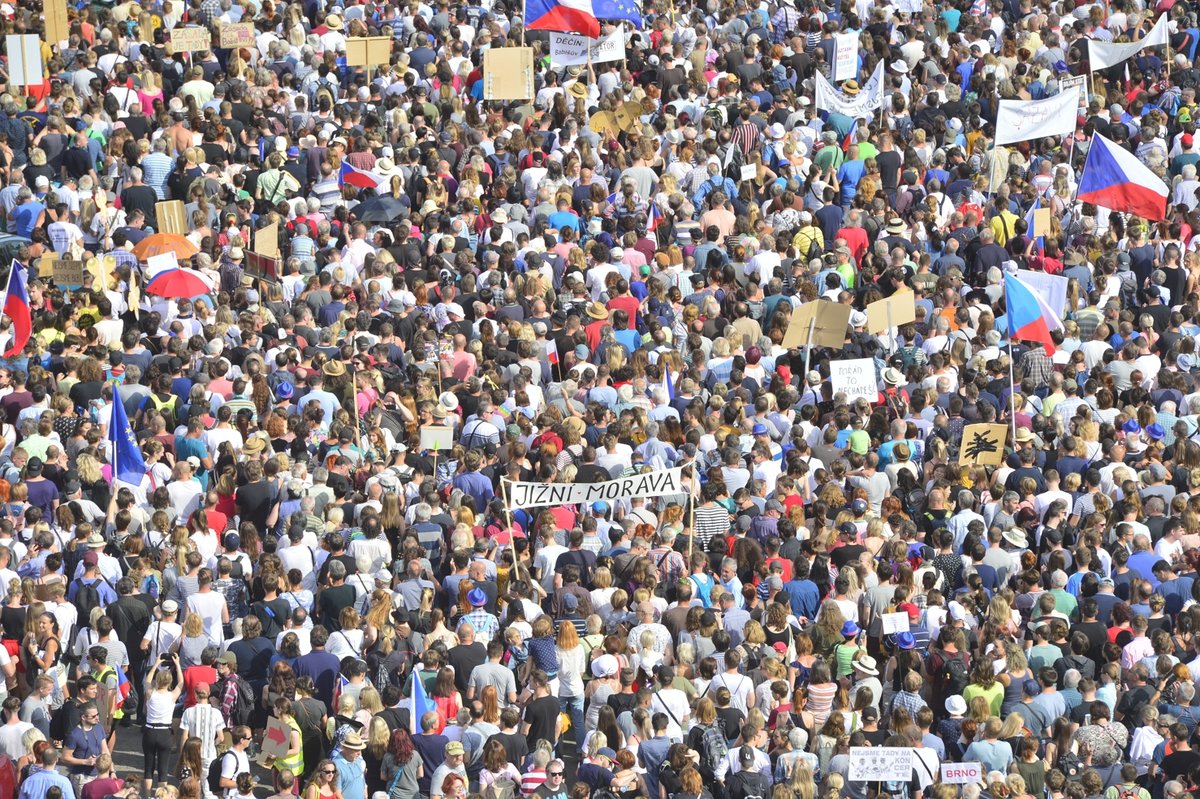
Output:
top-left (593, 0), bottom-right (642, 28)
top-left (109, 387), bottom-right (146, 486)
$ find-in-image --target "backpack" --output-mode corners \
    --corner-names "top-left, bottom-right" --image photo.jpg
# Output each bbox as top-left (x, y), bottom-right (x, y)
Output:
top-left (939, 651), bottom-right (969, 697)
top-left (207, 751), bottom-right (234, 795)
top-left (697, 722), bottom-right (728, 777)
top-left (48, 701), bottom-right (73, 742)
top-left (75, 578), bottom-right (108, 627)
top-left (483, 777), bottom-right (518, 799)
top-left (228, 676), bottom-right (255, 726)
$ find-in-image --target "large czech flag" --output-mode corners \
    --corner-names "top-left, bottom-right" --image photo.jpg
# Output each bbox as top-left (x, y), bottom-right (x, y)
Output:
top-left (1078, 133), bottom-right (1169, 221)
top-left (1, 261), bottom-right (30, 359)
top-left (338, 161), bottom-right (385, 190)
top-left (526, 0), bottom-right (600, 37)
top-left (1005, 272), bottom-right (1064, 355)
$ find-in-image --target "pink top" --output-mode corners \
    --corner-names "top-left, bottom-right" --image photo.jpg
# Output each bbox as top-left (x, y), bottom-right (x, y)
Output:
top-left (137, 90), bottom-right (164, 111)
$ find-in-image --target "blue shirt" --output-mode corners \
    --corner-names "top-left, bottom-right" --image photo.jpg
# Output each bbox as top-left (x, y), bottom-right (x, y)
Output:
top-left (64, 724), bottom-right (106, 774)
top-left (836, 160), bottom-right (867, 206)
top-left (18, 767), bottom-right (74, 799)
top-left (546, 211), bottom-right (580, 234)
top-left (452, 471), bottom-right (494, 511)
top-left (332, 751), bottom-right (366, 799)
top-left (12, 201), bottom-right (43, 237)
top-left (67, 576), bottom-right (117, 607)
top-left (782, 578), bottom-right (820, 620)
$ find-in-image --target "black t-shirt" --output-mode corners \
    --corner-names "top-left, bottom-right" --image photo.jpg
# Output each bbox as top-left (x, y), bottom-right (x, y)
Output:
top-left (446, 643), bottom-right (486, 695)
top-left (524, 694), bottom-right (560, 749)
top-left (728, 769), bottom-right (769, 799)
top-left (877, 150), bottom-right (903, 192)
top-left (831, 544), bottom-right (867, 570)
top-left (607, 692), bottom-right (637, 718)
top-left (1160, 748), bottom-right (1200, 780)
top-left (317, 584), bottom-right (357, 630)
top-left (716, 706), bottom-right (745, 743)
top-left (491, 731), bottom-right (528, 769)
top-left (235, 480), bottom-right (274, 531)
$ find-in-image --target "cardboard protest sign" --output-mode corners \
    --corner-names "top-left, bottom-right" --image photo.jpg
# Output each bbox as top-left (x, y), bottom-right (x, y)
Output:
top-left (483, 48), bottom-right (534, 100)
top-left (344, 36), bottom-right (391, 68)
top-left (866, 291), bottom-right (916, 334)
top-left (260, 717), bottom-right (291, 760)
top-left (253, 222), bottom-right (279, 258)
top-left (44, 0), bottom-right (70, 45)
top-left (614, 103), bottom-right (641, 134)
top-left (589, 111), bottom-right (620, 137)
top-left (169, 27), bottom-right (212, 53)
top-left (53, 259), bottom-right (86, 286)
top-left (782, 300), bottom-right (851, 349)
top-left (219, 23), bottom-right (255, 48)
top-left (156, 201), bottom-right (187, 235)
top-left (960, 424), bottom-right (1008, 466)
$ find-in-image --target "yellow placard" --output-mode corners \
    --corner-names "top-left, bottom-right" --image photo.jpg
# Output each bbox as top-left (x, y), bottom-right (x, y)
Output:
top-left (219, 23), bottom-right (255, 48)
top-left (44, 0), bottom-right (69, 45)
top-left (960, 424), bottom-right (1009, 466)
top-left (781, 299), bottom-right (851, 350)
top-left (865, 290), bottom-right (916, 334)
top-left (156, 201), bottom-right (187, 236)
top-left (344, 36), bottom-right (392, 68)
top-left (483, 48), bottom-right (534, 100)
top-left (169, 27), bottom-right (212, 53)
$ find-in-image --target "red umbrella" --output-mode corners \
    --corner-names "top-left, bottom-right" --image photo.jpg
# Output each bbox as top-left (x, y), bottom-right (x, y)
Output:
top-left (144, 267), bottom-right (213, 298)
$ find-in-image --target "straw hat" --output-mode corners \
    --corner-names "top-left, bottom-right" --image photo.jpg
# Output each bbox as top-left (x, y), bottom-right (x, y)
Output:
top-left (323, 360), bottom-right (347, 378)
top-left (586, 302), bottom-right (610, 320)
top-left (325, 13), bottom-right (344, 29)
top-left (243, 437), bottom-right (266, 456)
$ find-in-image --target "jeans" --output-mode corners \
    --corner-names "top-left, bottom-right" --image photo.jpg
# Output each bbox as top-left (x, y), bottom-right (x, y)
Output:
top-left (559, 695), bottom-right (584, 748)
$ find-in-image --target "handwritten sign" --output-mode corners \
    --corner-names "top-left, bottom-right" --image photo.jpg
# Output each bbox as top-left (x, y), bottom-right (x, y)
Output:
top-left (53, 259), bottom-right (86, 287)
top-left (419, 425), bottom-right (455, 451)
top-left (548, 31), bottom-right (625, 67)
top-left (740, 164), bottom-right (757, 182)
top-left (830, 358), bottom-right (877, 404)
top-left (833, 33), bottom-right (859, 83)
top-left (960, 423), bottom-right (1008, 466)
top-left (881, 612), bottom-right (910, 635)
top-left (940, 763), bottom-right (983, 785)
top-left (219, 23), bottom-right (255, 48)
top-left (169, 27), bottom-right (212, 53)
top-left (848, 747), bottom-right (914, 782)
top-left (44, 0), bottom-right (69, 45)
top-left (146, 251), bottom-right (179, 276)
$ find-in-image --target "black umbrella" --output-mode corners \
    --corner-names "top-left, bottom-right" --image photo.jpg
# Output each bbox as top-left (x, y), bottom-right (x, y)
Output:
top-left (352, 195), bottom-right (407, 223)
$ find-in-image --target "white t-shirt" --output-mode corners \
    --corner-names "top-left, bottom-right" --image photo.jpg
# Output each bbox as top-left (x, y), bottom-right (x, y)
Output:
top-left (711, 671), bottom-right (754, 714)
top-left (650, 687), bottom-right (690, 738)
top-left (186, 591), bottom-right (229, 644)
top-left (143, 619), bottom-right (183, 663)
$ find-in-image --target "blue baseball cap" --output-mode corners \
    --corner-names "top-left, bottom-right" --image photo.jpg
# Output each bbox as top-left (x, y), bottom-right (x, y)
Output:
top-left (752, 423), bottom-right (769, 435)
top-left (592, 501), bottom-right (609, 514)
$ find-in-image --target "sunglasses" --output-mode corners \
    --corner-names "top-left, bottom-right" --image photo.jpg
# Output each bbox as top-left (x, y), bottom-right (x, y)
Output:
top-left (322, 770), bottom-right (336, 775)
top-left (548, 772), bottom-right (563, 777)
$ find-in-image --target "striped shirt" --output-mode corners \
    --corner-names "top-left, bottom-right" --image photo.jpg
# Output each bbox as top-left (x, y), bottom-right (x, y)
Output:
top-left (731, 121), bottom-right (760, 156)
top-left (180, 702), bottom-right (226, 763)
top-left (312, 176), bottom-right (342, 214)
top-left (141, 153), bottom-right (174, 200)
top-left (693, 503), bottom-right (731, 548)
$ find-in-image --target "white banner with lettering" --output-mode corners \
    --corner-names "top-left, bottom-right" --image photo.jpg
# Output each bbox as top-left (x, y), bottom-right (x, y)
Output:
top-left (549, 31), bottom-right (626, 67)
top-left (504, 467), bottom-right (687, 508)
top-left (830, 358), bottom-right (878, 404)
top-left (994, 84), bottom-right (1082, 145)
top-left (814, 61), bottom-right (885, 118)
top-left (1089, 14), bottom-right (1168, 70)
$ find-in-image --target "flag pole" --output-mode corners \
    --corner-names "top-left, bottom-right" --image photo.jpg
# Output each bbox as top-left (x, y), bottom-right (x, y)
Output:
top-left (1007, 339), bottom-right (1018, 449)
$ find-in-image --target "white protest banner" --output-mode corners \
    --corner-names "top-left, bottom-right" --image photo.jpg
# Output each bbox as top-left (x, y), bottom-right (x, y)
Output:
top-left (505, 467), bottom-right (686, 508)
top-left (941, 763), bottom-right (984, 785)
top-left (419, 425), bottom-right (455, 451)
top-left (814, 61), bottom-right (885, 118)
top-left (848, 747), bottom-right (914, 782)
top-left (1016, 269), bottom-right (1070, 317)
top-left (994, 84), bottom-right (1081, 145)
top-left (1089, 14), bottom-right (1168, 70)
top-left (830, 358), bottom-right (878, 404)
top-left (881, 612), bottom-right (910, 634)
top-left (740, 164), bottom-right (757, 182)
top-left (833, 33), bottom-right (858, 83)
top-left (548, 31), bottom-right (626, 67)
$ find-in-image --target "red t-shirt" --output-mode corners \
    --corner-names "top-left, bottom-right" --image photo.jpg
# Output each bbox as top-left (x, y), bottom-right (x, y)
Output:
top-left (607, 296), bottom-right (640, 330)
top-left (182, 665), bottom-right (218, 708)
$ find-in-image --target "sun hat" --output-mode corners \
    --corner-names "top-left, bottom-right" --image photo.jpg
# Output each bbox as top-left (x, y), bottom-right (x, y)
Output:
top-left (341, 732), bottom-right (367, 750)
top-left (467, 588), bottom-right (487, 607)
top-left (894, 631), bottom-right (916, 650)
top-left (945, 695), bottom-right (968, 715)
top-left (841, 621), bottom-right (860, 637)
top-left (853, 656), bottom-right (880, 676)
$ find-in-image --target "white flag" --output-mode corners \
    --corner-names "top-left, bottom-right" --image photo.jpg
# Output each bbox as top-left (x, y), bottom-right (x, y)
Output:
top-left (1088, 14), bottom-right (1169, 71)
top-left (813, 61), bottom-right (885, 118)
top-left (993, 84), bottom-right (1082, 145)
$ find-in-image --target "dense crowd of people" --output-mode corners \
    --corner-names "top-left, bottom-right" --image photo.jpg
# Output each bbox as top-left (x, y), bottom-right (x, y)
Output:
top-left (0, 3), bottom-right (1198, 799)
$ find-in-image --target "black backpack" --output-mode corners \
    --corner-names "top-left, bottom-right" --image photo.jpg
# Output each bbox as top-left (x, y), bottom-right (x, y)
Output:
top-left (48, 701), bottom-right (73, 742)
top-left (939, 652), bottom-right (969, 697)
top-left (74, 578), bottom-right (108, 627)
top-left (207, 751), bottom-right (234, 794)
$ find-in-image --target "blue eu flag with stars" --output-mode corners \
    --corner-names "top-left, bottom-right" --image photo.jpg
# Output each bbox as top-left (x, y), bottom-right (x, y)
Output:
top-left (593, 0), bottom-right (642, 28)
top-left (109, 391), bottom-right (146, 486)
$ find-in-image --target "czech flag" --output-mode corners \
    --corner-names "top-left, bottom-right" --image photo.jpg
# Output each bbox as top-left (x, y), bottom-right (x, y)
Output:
top-left (842, 119), bottom-right (858, 153)
top-left (114, 666), bottom-right (131, 709)
top-left (338, 160), bottom-right (384, 190)
top-left (1078, 132), bottom-right (1169, 221)
top-left (1, 260), bottom-right (30, 359)
top-left (1024, 198), bottom-right (1044, 255)
top-left (648, 201), bottom-right (663, 231)
top-left (526, 0), bottom-right (600, 37)
top-left (1005, 272), bottom-right (1064, 355)
top-left (409, 668), bottom-right (437, 733)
